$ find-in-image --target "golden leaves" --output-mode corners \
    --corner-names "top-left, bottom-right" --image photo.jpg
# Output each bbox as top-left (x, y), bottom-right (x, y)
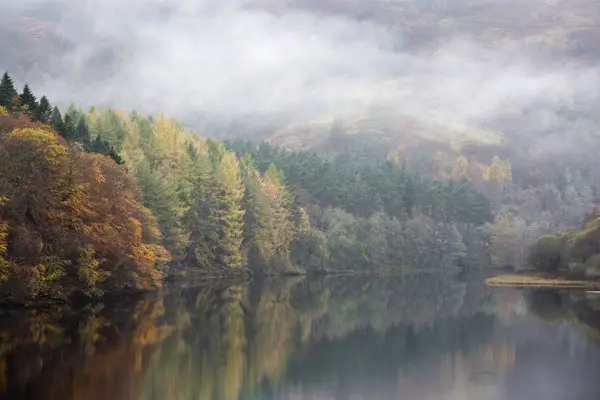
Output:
top-left (92, 166), bottom-right (107, 184)
top-left (0, 221), bottom-right (7, 256)
top-left (0, 119), bottom-right (169, 299)
top-left (8, 127), bottom-right (67, 166)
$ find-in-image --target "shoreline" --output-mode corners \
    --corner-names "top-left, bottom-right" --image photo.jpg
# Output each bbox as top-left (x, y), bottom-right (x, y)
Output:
top-left (485, 274), bottom-right (600, 289)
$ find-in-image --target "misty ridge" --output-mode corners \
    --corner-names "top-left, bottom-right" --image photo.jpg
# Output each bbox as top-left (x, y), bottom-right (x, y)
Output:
top-left (3, 0), bottom-right (600, 155)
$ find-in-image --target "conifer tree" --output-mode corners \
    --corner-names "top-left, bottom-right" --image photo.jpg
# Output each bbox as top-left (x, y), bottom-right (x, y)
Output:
top-left (259, 163), bottom-right (295, 270)
top-left (33, 95), bottom-right (52, 123)
top-left (240, 155), bottom-right (272, 262)
top-left (183, 150), bottom-right (219, 268)
top-left (91, 135), bottom-right (106, 153)
top-left (63, 113), bottom-right (76, 141)
top-left (136, 159), bottom-right (182, 253)
top-left (19, 83), bottom-right (38, 114)
top-left (214, 152), bottom-right (246, 269)
top-left (107, 146), bottom-right (125, 165)
top-left (0, 72), bottom-right (18, 110)
top-left (75, 119), bottom-right (91, 150)
top-left (50, 106), bottom-right (66, 136)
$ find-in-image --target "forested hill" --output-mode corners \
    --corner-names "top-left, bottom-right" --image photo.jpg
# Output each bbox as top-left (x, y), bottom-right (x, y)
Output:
top-left (0, 72), bottom-right (498, 302)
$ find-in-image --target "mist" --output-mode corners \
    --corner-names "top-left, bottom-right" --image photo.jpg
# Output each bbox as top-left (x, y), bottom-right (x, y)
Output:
top-left (3, 0), bottom-right (600, 147)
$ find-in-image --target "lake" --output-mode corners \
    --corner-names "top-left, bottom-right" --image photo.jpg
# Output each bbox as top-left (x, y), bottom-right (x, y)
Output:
top-left (0, 272), bottom-right (599, 400)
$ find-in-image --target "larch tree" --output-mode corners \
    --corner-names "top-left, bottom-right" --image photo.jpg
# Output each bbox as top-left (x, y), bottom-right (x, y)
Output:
top-left (258, 163), bottom-right (295, 269)
top-left (182, 146), bottom-right (219, 269)
top-left (135, 158), bottom-right (186, 260)
top-left (214, 151), bottom-right (245, 269)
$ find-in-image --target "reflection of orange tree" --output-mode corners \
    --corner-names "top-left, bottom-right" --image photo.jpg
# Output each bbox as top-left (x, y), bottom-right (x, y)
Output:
top-left (0, 294), bottom-right (172, 400)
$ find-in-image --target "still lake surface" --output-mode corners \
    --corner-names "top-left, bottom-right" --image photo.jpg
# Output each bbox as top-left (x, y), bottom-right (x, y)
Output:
top-left (0, 272), bottom-right (599, 400)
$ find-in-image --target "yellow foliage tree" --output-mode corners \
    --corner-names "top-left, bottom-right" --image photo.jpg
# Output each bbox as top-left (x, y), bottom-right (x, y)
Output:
top-left (451, 155), bottom-right (470, 181)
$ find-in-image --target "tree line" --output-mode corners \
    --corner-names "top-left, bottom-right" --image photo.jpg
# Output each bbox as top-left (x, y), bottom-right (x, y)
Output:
top-left (0, 72), bottom-right (122, 163)
top-left (0, 72), bottom-right (500, 301)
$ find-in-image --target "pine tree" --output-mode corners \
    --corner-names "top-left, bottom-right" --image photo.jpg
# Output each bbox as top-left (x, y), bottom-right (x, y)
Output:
top-left (33, 95), bottom-right (52, 123)
top-left (0, 72), bottom-right (18, 110)
top-left (62, 113), bottom-right (76, 141)
top-left (50, 106), bottom-right (66, 136)
top-left (91, 135), bottom-right (103, 153)
top-left (19, 83), bottom-right (38, 114)
top-left (75, 119), bottom-right (91, 150)
top-left (107, 146), bottom-right (124, 165)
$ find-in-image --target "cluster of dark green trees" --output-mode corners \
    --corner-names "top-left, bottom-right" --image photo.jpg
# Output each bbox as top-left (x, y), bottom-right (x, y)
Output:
top-left (0, 72), bottom-right (121, 163)
top-left (229, 140), bottom-right (494, 225)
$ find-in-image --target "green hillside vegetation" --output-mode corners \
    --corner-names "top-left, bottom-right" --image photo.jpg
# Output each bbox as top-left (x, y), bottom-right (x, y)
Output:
top-left (528, 214), bottom-right (600, 279)
top-left (0, 72), bottom-right (500, 301)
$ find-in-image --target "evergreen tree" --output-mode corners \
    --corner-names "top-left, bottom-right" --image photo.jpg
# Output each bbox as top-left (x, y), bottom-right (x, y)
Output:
top-left (0, 72), bottom-right (18, 110)
top-left (402, 175), bottom-right (417, 218)
top-left (19, 83), bottom-right (38, 114)
top-left (107, 146), bottom-right (125, 165)
top-left (91, 135), bottom-right (105, 153)
top-left (75, 119), bottom-right (91, 150)
top-left (50, 106), bottom-right (66, 136)
top-left (33, 95), bottom-right (52, 123)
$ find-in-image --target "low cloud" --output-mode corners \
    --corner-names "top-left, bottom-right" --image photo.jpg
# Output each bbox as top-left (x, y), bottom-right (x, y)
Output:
top-left (2, 0), bottom-right (600, 147)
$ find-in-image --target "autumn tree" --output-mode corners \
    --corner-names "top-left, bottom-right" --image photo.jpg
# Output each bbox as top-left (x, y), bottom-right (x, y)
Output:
top-left (214, 151), bottom-right (246, 269)
top-left (0, 117), bottom-right (168, 300)
top-left (182, 144), bottom-right (219, 269)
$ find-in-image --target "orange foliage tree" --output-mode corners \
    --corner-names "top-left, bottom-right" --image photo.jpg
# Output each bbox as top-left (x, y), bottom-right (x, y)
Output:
top-left (0, 116), bottom-right (168, 300)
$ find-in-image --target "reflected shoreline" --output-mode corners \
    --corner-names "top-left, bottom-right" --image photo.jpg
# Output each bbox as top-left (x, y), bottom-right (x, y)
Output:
top-left (0, 274), bottom-right (599, 400)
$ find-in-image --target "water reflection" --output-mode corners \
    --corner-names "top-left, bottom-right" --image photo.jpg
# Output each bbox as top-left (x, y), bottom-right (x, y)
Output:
top-left (0, 274), bottom-right (599, 400)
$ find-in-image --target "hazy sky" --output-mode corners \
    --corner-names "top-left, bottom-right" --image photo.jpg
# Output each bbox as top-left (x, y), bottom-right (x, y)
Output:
top-left (2, 0), bottom-right (600, 145)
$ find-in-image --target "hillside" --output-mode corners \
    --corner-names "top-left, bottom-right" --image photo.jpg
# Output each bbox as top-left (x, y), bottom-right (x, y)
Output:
top-left (1, 0), bottom-right (600, 161)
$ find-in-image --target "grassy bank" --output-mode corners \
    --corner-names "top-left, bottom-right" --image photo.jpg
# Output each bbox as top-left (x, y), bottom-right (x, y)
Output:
top-left (486, 274), bottom-right (600, 289)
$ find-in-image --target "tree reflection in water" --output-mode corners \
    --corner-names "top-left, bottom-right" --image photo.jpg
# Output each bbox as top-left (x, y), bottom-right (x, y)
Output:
top-left (0, 274), bottom-right (599, 400)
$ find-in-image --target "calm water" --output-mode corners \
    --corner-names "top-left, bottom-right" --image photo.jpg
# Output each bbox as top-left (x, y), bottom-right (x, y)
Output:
top-left (0, 273), bottom-right (599, 400)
